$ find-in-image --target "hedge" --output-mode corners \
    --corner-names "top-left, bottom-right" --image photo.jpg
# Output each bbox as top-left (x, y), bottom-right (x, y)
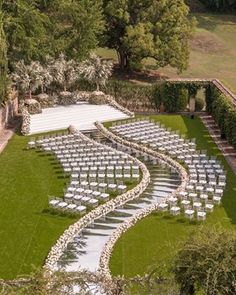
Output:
top-left (206, 84), bottom-right (236, 147)
top-left (162, 83), bottom-right (189, 112)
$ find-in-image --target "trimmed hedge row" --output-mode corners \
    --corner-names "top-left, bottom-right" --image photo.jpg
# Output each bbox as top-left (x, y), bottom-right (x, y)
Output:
top-left (103, 80), bottom-right (199, 112)
top-left (206, 84), bottom-right (236, 148)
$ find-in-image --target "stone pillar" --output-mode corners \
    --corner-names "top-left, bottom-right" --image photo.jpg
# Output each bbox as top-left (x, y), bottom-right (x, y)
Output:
top-left (189, 96), bottom-right (196, 112)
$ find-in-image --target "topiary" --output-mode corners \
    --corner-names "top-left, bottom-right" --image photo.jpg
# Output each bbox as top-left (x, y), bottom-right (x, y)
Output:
top-left (195, 96), bottom-right (205, 111)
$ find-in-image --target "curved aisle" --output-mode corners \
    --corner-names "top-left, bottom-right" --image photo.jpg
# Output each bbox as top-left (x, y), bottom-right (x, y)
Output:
top-left (57, 159), bottom-right (180, 272)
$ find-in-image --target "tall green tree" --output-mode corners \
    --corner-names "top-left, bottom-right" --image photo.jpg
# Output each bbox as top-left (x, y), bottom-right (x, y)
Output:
top-left (42, 0), bottom-right (105, 61)
top-left (103, 0), bottom-right (195, 71)
top-left (2, 0), bottom-right (51, 64)
top-left (1, 0), bottom-right (104, 66)
top-left (0, 9), bottom-right (8, 104)
top-left (173, 226), bottom-right (236, 295)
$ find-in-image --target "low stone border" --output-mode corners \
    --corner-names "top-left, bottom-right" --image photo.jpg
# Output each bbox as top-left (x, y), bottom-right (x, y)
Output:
top-left (22, 91), bottom-right (133, 135)
top-left (44, 129), bottom-right (150, 272)
top-left (95, 122), bottom-right (188, 186)
top-left (95, 122), bottom-right (189, 279)
top-left (21, 107), bottom-right (30, 135)
top-left (104, 94), bottom-right (134, 117)
top-left (99, 201), bottom-right (172, 279)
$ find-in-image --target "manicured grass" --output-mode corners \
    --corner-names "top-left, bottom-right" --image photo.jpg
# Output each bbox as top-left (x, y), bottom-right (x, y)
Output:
top-left (0, 133), bottom-right (77, 279)
top-left (109, 115), bottom-right (236, 277)
top-left (0, 131), bottom-right (140, 279)
top-left (110, 213), bottom-right (197, 278)
top-left (97, 14), bottom-right (236, 92)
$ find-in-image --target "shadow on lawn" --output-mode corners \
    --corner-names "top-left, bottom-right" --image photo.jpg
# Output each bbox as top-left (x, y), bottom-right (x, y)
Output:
top-left (182, 116), bottom-right (236, 225)
top-left (195, 14), bottom-right (236, 32)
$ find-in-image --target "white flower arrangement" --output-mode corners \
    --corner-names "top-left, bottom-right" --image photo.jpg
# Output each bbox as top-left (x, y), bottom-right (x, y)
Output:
top-left (44, 123), bottom-right (188, 284)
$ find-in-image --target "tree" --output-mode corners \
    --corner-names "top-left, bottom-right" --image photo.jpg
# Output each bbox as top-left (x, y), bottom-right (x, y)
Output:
top-left (0, 9), bottom-right (8, 104)
top-left (2, 0), bottom-right (52, 65)
top-left (78, 53), bottom-right (113, 91)
top-left (1, 0), bottom-right (104, 66)
top-left (45, 0), bottom-right (105, 61)
top-left (49, 54), bottom-right (77, 92)
top-left (103, 0), bottom-right (195, 71)
top-left (11, 60), bottom-right (42, 99)
top-left (37, 64), bottom-right (53, 94)
top-left (0, 267), bottom-right (180, 295)
top-left (173, 226), bottom-right (236, 295)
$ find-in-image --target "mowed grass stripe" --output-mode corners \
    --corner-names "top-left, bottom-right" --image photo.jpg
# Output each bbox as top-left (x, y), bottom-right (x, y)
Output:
top-left (109, 115), bottom-right (236, 277)
top-left (0, 133), bottom-right (76, 279)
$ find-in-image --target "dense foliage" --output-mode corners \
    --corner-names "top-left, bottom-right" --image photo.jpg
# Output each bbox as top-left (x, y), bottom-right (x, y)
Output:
top-left (162, 83), bottom-right (189, 112)
top-left (1, 0), bottom-right (104, 64)
top-left (205, 84), bottom-right (236, 147)
top-left (103, 0), bottom-right (195, 71)
top-left (174, 226), bottom-right (236, 295)
top-left (100, 80), bottom-right (203, 112)
top-left (0, 10), bottom-right (8, 104)
top-left (43, 0), bottom-right (104, 60)
top-left (200, 0), bottom-right (236, 11)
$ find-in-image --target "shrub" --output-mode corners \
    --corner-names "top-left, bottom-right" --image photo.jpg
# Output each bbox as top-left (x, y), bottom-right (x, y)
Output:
top-left (195, 96), bottom-right (205, 111)
top-left (105, 79), bottom-right (154, 102)
top-left (206, 83), bottom-right (236, 147)
top-left (163, 83), bottom-right (188, 112)
top-left (205, 84), bottom-right (215, 113)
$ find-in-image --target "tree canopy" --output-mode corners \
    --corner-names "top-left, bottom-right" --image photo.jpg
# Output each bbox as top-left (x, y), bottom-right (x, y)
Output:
top-left (1, 0), bottom-right (104, 65)
top-left (103, 0), bottom-right (196, 71)
top-left (44, 0), bottom-right (104, 60)
top-left (173, 226), bottom-right (236, 295)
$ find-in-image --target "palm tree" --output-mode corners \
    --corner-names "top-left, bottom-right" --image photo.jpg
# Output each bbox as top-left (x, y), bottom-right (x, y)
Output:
top-left (78, 53), bottom-right (113, 91)
top-left (49, 53), bottom-right (77, 92)
top-left (11, 60), bottom-right (42, 99)
top-left (38, 65), bottom-right (53, 94)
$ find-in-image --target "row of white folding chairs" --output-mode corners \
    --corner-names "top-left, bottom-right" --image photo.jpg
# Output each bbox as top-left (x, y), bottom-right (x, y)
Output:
top-left (66, 172), bottom-right (140, 182)
top-left (67, 181), bottom-right (126, 193)
top-left (57, 155), bottom-right (131, 163)
top-left (185, 184), bottom-right (224, 196)
top-left (176, 191), bottom-right (222, 203)
top-left (62, 163), bottom-right (139, 174)
top-left (49, 199), bottom-right (87, 214)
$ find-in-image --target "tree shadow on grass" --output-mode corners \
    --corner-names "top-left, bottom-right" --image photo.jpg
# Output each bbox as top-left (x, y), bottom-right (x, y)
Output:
top-left (181, 115), bottom-right (236, 225)
top-left (195, 14), bottom-right (236, 32)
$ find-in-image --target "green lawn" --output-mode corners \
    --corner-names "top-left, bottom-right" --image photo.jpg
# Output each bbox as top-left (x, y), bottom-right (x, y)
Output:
top-left (0, 131), bottom-right (139, 280)
top-left (0, 133), bottom-right (77, 279)
top-left (97, 14), bottom-right (236, 92)
top-left (109, 115), bottom-right (236, 277)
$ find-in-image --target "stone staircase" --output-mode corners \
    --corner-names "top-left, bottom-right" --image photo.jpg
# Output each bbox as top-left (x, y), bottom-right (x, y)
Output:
top-left (200, 114), bottom-right (236, 174)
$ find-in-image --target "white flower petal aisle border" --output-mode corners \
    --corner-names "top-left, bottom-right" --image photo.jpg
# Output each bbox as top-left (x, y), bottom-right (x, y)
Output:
top-left (43, 128), bottom-right (150, 272)
top-left (95, 122), bottom-right (188, 279)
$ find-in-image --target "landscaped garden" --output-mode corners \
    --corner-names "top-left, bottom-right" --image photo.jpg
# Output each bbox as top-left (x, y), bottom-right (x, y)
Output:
top-left (110, 114), bottom-right (236, 278)
top-left (1, 0), bottom-right (236, 294)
